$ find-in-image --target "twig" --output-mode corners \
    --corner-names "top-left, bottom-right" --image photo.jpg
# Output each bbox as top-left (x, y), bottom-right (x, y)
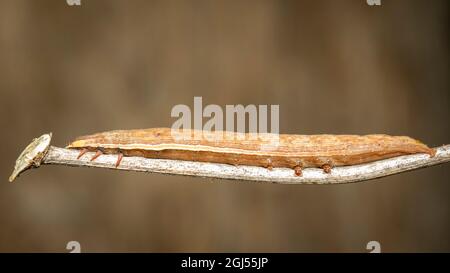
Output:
top-left (9, 133), bottom-right (450, 184)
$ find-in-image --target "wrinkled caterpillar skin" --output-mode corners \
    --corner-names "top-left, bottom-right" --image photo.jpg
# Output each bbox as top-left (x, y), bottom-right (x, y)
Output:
top-left (66, 128), bottom-right (435, 175)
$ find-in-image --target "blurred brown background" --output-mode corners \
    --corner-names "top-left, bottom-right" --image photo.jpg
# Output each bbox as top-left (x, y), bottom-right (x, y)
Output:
top-left (0, 0), bottom-right (448, 252)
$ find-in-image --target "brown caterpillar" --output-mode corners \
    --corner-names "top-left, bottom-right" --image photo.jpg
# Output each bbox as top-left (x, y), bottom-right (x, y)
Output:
top-left (66, 128), bottom-right (435, 176)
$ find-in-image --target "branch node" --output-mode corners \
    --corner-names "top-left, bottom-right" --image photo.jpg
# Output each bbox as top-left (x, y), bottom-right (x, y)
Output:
top-left (9, 133), bottom-right (52, 182)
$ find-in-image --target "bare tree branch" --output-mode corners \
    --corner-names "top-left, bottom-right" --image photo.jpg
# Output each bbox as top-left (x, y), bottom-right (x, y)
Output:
top-left (9, 133), bottom-right (450, 184)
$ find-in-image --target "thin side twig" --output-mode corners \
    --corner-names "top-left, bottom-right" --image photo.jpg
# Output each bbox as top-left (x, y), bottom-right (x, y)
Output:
top-left (9, 133), bottom-right (450, 184)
